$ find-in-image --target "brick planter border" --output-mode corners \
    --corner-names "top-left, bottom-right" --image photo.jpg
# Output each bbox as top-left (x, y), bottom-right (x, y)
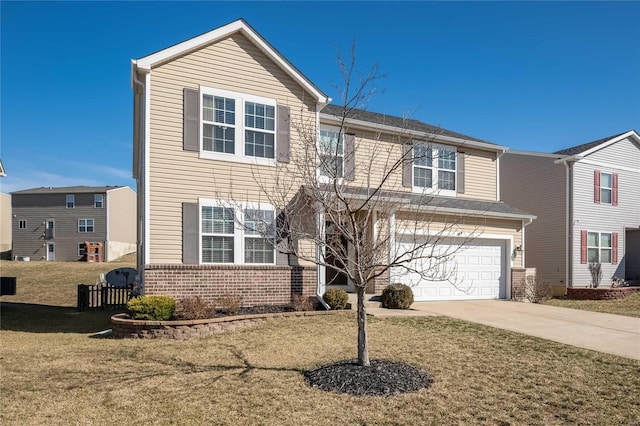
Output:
top-left (111, 310), bottom-right (348, 339)
top-left (566, 287), bottom-right (640, 300)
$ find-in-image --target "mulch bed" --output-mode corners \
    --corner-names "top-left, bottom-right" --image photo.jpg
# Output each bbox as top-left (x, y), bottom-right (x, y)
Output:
top-left (304, 359), bottom-right (433, 397)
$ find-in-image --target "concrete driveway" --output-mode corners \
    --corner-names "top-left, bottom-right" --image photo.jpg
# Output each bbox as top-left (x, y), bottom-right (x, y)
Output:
top-left (368, 300), bottom-right (640, 360)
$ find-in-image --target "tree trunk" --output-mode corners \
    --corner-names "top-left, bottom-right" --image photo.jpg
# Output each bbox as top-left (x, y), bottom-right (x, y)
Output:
top-left (356, 285), bottom-right (370, 366)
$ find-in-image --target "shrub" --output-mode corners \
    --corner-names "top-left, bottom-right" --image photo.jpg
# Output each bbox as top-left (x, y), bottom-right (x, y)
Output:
top-left (323, 288), bottom-right (349, 310)
top-left (381, 283), bottom-right (414, 309)
top-left (216, 294), bottom-right (243, 315)
top-left (174, 296), bottom-right (216, 320)
top-left (126, 296), bottom-right (176, 321)
top-left (290, 294), bottom-right (315, 312)
top-left (524, 275), bottom-right (553, 303)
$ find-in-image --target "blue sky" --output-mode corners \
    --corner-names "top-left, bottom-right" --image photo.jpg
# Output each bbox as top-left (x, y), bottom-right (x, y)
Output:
top-left (1, 1), bottom-right (639, 194)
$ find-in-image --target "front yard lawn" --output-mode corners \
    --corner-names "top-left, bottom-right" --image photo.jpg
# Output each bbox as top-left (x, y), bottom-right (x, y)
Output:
top-left (1, 312), bottom-right (638, 424)
top-left (543, 292), bottom-right (640, 318)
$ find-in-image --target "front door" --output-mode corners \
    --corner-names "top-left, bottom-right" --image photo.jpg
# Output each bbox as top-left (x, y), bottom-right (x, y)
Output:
top-left (325, 222), bottom-right (353, 291)
top-left (46, 243), bottom-right (55, 261)
top-left (45, 220), bottom-right (55, 239)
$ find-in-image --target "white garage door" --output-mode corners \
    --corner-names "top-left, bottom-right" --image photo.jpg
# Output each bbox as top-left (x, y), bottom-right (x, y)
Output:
top-left (391, 238), bottom-right (507, 301)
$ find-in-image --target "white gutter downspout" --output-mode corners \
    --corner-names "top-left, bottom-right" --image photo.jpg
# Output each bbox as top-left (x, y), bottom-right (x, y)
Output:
top-left (521, 217), bottom-right (534, 267)
top-left (561, 159), bottom-right (571, 289)
top-left (315, 101), bottom-right (330, 310)
top-left (131, 61), bottom-right (148, 292)
top-left (496, 148), bottom-right (507, 201)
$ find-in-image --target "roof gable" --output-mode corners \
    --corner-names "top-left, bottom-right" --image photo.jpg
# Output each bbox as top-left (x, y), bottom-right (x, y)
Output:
top-left (133, 19), bottom-right (328, 103)
top-left (553, 130), bottom-right (639, 157)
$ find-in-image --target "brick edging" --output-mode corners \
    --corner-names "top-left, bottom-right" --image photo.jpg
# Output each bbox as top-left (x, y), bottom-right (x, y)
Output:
top-left (566, 287), bottom-right (640, 300)
top-left (111, 310), bottom-right (349, 339)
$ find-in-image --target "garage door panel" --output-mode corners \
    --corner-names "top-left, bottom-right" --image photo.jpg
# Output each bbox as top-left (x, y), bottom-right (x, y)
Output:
top-left (392, 237), bottom-right (506, 301)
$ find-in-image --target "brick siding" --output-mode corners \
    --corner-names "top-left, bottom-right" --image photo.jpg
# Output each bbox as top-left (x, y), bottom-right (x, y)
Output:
top-left (143, 264), bottom-right (317, 307)
top-left (511, 268), bottom-right (526, 301)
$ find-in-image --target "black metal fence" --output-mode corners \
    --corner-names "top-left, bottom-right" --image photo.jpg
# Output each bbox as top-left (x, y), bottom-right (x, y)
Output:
top-left (77, 284), bottom-right (134, 312)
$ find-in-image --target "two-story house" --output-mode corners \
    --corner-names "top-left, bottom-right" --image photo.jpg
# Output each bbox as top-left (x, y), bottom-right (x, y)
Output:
top-left (11, 186), bottom-right (136, 262)
top-left (501, 130), bottom-right (640, 292)
top-left (131, 19), bottom-right (535, 306)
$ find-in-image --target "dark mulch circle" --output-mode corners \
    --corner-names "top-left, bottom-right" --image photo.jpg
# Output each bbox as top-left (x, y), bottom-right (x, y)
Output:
top-left (304, 359), bottom-right (433, 397)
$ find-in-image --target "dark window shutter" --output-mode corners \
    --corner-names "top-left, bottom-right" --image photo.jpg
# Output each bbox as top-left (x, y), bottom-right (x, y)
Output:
top-left (457, 152), bottom-right (465, 194)
top-left (182, 202), bottom-right (199, 264)
top-left (594, 170), bottom-right (600, 204)
top-left (183, 88), bottom-right (200, 152)
top-left (580, 230), bottom-right (587, 264)
top-left (402, 143), bottom-right (413, 187)
top-left (344, 133), bottom-right (356, 181)
top-left (277, 105), bottom-right (290, 163)
top-left (275, 209), bottom-right (289, 265)
top-left (612, 173), bottom-right (619, 206)
top-left (612, 232), bottom-right (618, 264)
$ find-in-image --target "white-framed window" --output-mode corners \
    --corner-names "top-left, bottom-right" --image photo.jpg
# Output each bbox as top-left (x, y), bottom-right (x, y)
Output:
top-left (94, 194), bottom-right (104, 208)
top-left (200, 87), bottom-right (277, 165)
top-left (78, 219), bottom-right (94, 233)
top-left (600, 172), bottom-right (613, 204)
top-left (587, 231), bottom-right (612, 263)
top-left (318, 127), bottom-right (344, 179)
top-left (413, 143), bottom-right (457, 195)
top-left (66, 194), bottom-right (75, 208)
top-left (78, 242), bottom-right (86, 256)
top-left (18, 219), bottom-right (27, 230)
top-left (200, 199), bottom-right (275, 265)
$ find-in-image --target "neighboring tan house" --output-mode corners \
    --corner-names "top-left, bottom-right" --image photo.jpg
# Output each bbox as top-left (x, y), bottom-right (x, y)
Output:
top-left (0, 193), bottom-right (11, 259)
top-left (11, 186), bottom-right (136, 262)
top-left (501, 130), bottom-right (640, 292)
top-left (131, 19), bottom-right (535, 306)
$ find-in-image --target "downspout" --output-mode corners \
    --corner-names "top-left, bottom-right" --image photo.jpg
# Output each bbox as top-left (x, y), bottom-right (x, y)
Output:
top-left (315, 101), bottom-right (330, 310)
top-left (131, 61), bottom-right (147, 292)
top-left (561, 159), bottom-right (571, 289)
top-left (496, 148), bottom-right (506, 201)
top-left (521, 217), bottom-right (534, 267)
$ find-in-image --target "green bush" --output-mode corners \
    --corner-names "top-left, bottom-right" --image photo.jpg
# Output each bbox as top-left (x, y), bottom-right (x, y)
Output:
top-left (381, 283), bottom-right (414, 309)
top-left (323, 288), bottom-right (349, 310)
top-left (126, 296), bottom-right (176, 321)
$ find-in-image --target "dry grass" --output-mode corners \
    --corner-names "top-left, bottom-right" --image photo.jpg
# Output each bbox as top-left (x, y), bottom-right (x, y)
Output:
top-left (1, 258), bottom-right (639, 424)
top-left (543, 292), bottom-right (640, 318)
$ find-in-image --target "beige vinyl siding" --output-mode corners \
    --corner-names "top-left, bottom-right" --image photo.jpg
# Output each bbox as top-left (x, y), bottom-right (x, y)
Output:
top-left (147, 33), bottom-right (317, 263)
top-left (500, 153), bottom-right (567, 286)
top-left (342, 130), bottom-right (498, 201)
top-left (395, 213), bottom-right (524, 267)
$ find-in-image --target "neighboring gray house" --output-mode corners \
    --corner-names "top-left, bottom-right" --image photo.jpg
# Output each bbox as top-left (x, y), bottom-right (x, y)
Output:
top-left (501, 130), bottom-right (640, 292)
top-left (11, 186), bottom-right (137, 262)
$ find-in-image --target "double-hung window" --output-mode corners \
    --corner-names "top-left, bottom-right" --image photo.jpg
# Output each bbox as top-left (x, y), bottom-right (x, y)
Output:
top-left (78, 219), bottom-right (94, 233)
top-left (600, 172), bottom-right (613, 204)
top-left (201, 87), bottom-right (277, 163)
top-left (413, 143), bottom-right (457, 194)
top-left (200, 201), bottom-right (275, 264)
top-left (201, 206), bottom-right (235, 263)
top-left (587, 231), bottom-right (612, 263)
top-left (66, 194), bottom-right (75, 208)
top-left (318, 127), bottom-right (344, 179)
top-left (94, 194), bottom-right (104, 208)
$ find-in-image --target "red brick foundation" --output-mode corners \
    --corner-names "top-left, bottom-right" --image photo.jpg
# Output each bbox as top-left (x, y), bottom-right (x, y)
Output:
top-left (511, 268), bottom-right (526, 301)
top-left (566, 287), bottom-right (640, 300)
top-left (143, 264), bottom-right (317, 307)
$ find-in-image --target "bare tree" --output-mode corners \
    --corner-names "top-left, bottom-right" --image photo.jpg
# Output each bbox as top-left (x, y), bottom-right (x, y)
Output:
top-left (226, 47), bottom-right (483, 367)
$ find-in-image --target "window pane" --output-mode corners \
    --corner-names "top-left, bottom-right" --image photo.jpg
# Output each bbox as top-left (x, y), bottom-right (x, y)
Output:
top-left (245, 130), bottom-right (275, 158)
top-left (438, 149), bottom-right (456, 171)
top-left (209, 125), bottom-right (234, 154)
top-left (438, 170), bottom-right (456, 190)
top-left (202, 207), bottom-right (234, 235)
top-left (601, 249), bottom-right (612, 263)
top-left (414, 167), bottom-right (432, 188)
top-left (600, 173), bottom-right (612, 188)
top-left (244, 237), bottom-right (274, 264)
top-left (245, 209), bottom-right (274, 236)
top-left (203, 95), bottom-right (214, 122)
top-left (414, 144), bottom-right (432, 167)
top-left (587, 248), bottom-right (599, 262)
top-left (202, 236), bottom-right (234, 263)
top-left (319, 130), bottom-right (343, 155)
top-left (601, 233), bottom-right (612, 248)
top-left (587, 232), bottom-right (598, 247)
top-left (245, 102), bottom-right (275, 131)
top-left (211, 96), bottom-right (234, 125)
top-left (601, 188), bottom-right (612, 204)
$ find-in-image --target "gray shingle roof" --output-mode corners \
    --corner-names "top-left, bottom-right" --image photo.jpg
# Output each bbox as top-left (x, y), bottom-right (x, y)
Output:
top-left (316, 185), bottom-right (535, 219)
top-left (321, 104), bottom-right (491, 144)
top-left (553, 132), bottom-right (628, 156)
top-left (12, 185), bottom-right (126, 195)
